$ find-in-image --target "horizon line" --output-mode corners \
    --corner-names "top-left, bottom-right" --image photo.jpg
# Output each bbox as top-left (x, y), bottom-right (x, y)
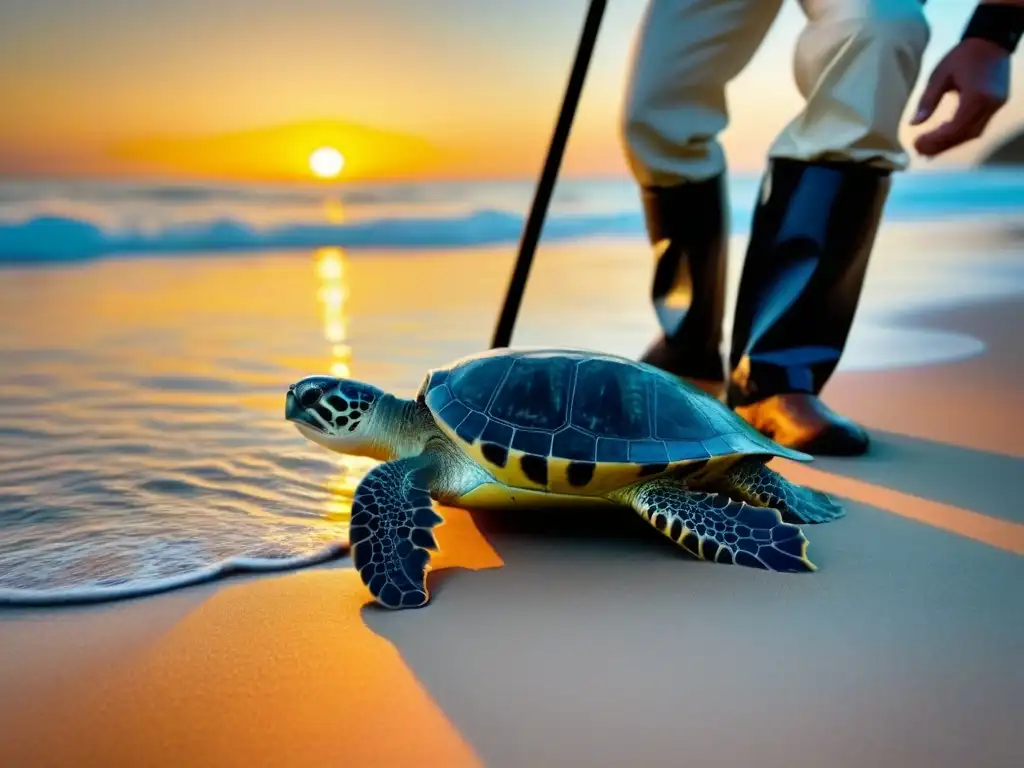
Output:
top-left (0, 162), bottom-right (1001, 188)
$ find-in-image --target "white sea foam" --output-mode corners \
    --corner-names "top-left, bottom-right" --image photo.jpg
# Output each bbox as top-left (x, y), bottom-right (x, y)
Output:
top-left (0, 542), bottom-right (349, 606)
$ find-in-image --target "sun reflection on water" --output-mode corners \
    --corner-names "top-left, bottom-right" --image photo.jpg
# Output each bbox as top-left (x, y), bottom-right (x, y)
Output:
top-left (316, 247), bottom-right (353, 379)
top-left (314, 246), bottom-right (375, 524)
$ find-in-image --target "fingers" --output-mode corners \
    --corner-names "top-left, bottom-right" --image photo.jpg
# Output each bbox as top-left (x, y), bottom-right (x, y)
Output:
top-left (910, 38), bottom-right (1011, 158)
top-left (911, 65), bottom-right (952, 126)
top-left (913, 91), bottom-right (1002, 157)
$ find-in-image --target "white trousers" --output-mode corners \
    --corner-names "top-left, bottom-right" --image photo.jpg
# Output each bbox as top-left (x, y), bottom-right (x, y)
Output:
top-left (622, 0), bottom-right (931, 186)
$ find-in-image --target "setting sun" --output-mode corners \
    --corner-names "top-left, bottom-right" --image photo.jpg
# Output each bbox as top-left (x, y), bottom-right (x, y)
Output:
top-left (309, 146), bottom-right (345, 179)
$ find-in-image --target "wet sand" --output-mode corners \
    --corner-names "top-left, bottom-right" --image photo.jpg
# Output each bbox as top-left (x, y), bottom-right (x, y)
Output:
top-left (1, 230), bottom-right (1023, 767)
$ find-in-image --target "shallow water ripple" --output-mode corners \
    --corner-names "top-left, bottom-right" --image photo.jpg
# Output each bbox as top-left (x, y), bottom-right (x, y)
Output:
top-left (0, 270), bottom-right (373, 602)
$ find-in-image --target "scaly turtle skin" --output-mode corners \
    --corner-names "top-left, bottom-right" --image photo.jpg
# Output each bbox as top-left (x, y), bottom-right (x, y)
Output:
top-left (286, 348), bottom-right (845, 610)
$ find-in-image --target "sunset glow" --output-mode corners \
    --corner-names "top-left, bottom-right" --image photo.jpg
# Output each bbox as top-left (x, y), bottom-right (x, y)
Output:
top-left (0, 1), bottom-right (1021, 181)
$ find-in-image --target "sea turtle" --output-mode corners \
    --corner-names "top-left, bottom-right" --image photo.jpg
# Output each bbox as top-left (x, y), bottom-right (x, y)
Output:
top-left (285, 348), bottom-right (845, 609)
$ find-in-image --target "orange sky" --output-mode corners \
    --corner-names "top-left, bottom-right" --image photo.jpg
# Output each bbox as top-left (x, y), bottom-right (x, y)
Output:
top-left (1, 0), bottom-right (1022, 183)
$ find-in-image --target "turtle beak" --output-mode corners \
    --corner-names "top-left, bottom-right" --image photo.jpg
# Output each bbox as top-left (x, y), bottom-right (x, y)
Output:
top-left (286, 393), bottom-right (325, 436)
top-left (285, 389), bottom-right (301, 420)
top-left (285, 388), bottom-right (322, 431)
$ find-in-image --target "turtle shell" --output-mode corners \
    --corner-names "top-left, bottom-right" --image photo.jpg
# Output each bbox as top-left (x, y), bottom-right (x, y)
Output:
top-left (418, 348), bottom-right (809, 495)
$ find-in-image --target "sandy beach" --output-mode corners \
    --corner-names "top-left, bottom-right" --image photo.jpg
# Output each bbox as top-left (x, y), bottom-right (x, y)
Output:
top-left (1, 221), bottom-right (1023, 768)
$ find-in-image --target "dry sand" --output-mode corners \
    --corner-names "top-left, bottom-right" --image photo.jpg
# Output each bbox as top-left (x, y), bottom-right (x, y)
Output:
top-left (1, 233), bottom-right (1023, 768)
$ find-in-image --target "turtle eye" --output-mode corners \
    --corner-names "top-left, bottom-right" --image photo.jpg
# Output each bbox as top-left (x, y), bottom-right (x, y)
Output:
top-left (299, 387), bottom-right (322, 408)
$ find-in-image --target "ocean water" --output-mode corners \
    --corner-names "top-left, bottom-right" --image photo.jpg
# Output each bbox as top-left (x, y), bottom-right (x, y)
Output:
top-left (0, 170), bottom-right (1022, 606)
top-left (2, 170), bottom-right (1023, 263)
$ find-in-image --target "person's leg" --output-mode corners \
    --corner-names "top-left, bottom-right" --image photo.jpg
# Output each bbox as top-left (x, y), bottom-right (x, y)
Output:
top-left (728, 0), bottom-right (930, 455)
top-left (621, 0), bottom-right (783, 398)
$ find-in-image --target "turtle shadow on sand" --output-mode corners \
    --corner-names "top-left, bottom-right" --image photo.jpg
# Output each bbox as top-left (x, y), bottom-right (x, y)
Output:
top-left (363, 500), bottom-right (704, 610)
top-left (357, 438), bottom-right (1024, 768)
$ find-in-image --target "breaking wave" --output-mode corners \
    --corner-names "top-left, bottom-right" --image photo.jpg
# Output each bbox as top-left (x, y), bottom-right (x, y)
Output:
top-left (2, 169), bottom-right (1022, 264)
top-left (0, 209), bottom-right (646, 263)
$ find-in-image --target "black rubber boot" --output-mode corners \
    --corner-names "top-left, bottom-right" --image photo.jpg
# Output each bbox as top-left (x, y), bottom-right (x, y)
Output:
top-left (637, 175), bottom-right (728, 395)
top-left (727, 158), bottom-right (892, 456)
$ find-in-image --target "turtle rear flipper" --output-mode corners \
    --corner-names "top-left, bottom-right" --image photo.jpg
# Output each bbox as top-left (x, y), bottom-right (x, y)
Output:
top-left (618, 479), bottom-right (816, 573)
top-left (350, 454), bottom-right (445, 609)
top-left (720, 458), bottom-right (845, 524)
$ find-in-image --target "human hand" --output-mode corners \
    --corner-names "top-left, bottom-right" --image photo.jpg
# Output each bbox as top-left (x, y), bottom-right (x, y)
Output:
top-left (909, 37), bottom-right (1011, 157)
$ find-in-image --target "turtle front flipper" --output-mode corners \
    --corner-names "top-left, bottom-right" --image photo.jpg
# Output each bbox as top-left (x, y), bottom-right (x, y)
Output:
top-left (718, 458), bottom-right (845, 524)
top-left (617, 479), bottom-right (816, 573)
top-left (350, 454), bottom-right (445, 609)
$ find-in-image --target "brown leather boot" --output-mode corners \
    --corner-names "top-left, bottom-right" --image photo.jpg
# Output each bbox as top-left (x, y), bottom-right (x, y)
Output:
top-left (641, 335), bottom-right (726, 401)
top-left (734, 393), bottom-right (869, 456)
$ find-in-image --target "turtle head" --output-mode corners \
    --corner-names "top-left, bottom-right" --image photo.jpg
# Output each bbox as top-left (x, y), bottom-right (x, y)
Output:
top-left (285, 375), bottom-right (387, 456)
